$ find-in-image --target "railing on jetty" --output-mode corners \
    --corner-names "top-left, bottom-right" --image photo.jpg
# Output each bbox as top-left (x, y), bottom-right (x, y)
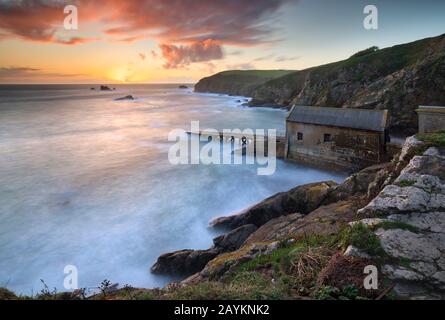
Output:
top-left (186, 130), bottom-right (287, 158)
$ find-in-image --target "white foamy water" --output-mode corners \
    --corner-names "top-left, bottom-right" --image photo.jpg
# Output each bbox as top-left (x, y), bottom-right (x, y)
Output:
top-left (0, 84), bottom-right (347, 294)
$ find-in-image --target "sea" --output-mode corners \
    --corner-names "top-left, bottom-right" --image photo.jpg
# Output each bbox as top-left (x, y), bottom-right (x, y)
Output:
top-left (0, 84), bottom-right (347, 295)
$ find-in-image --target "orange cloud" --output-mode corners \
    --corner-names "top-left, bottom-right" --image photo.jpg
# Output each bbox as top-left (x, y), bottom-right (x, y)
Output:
top-left (159, 39), bottom-right (223, 69)
top-left (0, 0), bottom-right (291, 46)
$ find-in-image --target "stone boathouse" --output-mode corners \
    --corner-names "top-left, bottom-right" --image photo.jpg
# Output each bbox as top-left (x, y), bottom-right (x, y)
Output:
top-left (285, 106), bottom-right (389, 169)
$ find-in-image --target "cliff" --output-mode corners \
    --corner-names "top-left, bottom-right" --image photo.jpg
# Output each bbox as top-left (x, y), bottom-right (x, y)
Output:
top-left (194, 70), bottom-right (295, 97)
top-left (195, 34), bottom-right (445, 132)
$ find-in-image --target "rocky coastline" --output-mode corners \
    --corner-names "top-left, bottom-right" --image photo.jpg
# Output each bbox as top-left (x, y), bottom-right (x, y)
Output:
top-left (195, 34), bottom-right (445, 132)
top-left (146, 134), bottom-right (444, 300)
top-left (2, 133), bottom-right (444, 300)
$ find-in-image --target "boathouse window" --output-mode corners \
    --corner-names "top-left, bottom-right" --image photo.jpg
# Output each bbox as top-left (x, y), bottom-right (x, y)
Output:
top-left (297, 132), bottom-right (303, 141)
top-left (323, 134), bottom-right (332, 142)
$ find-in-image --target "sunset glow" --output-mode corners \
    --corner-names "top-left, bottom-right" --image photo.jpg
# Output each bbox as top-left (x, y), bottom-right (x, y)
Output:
top-left (0, 0), bottom-right (444, 83)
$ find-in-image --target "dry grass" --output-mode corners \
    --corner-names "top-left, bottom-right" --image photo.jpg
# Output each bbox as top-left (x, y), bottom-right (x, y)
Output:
top-left (286, 246), bottom-right (333, 290)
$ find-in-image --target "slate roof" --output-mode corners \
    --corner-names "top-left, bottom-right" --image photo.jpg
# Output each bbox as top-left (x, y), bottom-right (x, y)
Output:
top-left (287, 106), bottom-right (389, 132)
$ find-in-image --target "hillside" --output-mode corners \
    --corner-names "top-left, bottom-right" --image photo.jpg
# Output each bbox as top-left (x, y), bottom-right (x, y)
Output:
top-left (195, 34), bottom-right (445, 132)
top-left (194, 70), bottom-right (295, 97)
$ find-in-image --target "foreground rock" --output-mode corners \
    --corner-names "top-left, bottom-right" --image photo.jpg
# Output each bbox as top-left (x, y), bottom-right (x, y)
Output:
top-left (359, 147), bottom-right (445, 215)
top-left (150, 248), bottom-right (220, 276)
top-left (151, 225), bottom-right (258, 276)
top-left (245, 198), bottom-right (366, 244)
top-left (152, 162), bottom-right (391, 278)
top-left (210, 181), bottom-right (338, 230)
top-left (213, 224), bottom-right (257, 251)
top-left (327, 163), bottom-right (392, 201)
top-left (191, 241), bottom-right (282, 283)
top-left (352, 146), bottom-right (445, 299)
top-left (211, 162), bottom-right (391, 232)
top-left (180, 197), bottom-right (369, 284)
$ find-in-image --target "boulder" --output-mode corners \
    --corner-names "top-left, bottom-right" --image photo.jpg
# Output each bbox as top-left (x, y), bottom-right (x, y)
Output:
top-left (398, 147), bottom-right (445, 182)
top-left (213, 224), bottom-right (257, 252)
top-left (197, 242), bottom-right (282, 281)
top-left (210, 181), bottom-right (338, 230)
top-left (344, 245), bottom-right (371, 259)
top-left (100, 85), bottom-right (112, 91)
top-left (325, 163), bottom-right (391, 203)
top-left (245, 198), bottom-right (366, 244)
top-left (359, 185), bottom-right (444, 215)
top-left (376, 229), bottom-right (443, 262)
top-left (359, 148), bottom-right (445, 216)
top-left (388, 212), bottom-right (445, 233)
top-left (346, 145), bottom-right (445, 298)
top-left (150, 248), bottom-right (220, 276)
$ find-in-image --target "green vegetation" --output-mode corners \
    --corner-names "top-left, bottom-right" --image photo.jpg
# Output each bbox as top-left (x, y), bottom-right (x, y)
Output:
top-left (398, 179), bottom-right (416, 187)
top-left (166, 272), bottom-right (287, 300)
top-left (350, 46), bottom-right (380, 58)
top-left (314, 285), bottom-right (340, 300)
top-left (264, 35), bottom-right (437, 88)
top-left (0, 288), bottom-right (17, 300)
top-left (195, 69), bottom-right (295, 97)
top-left (314, 285), bottom-right (362, 300)
top-left (417, 130), bottom-right (445, 147)
top-left (340, 223), bottom-right (385, 256)
top-left (398, 257), bottom-right (412, 269)
top-left (341, 284), bottom-right (360, 299)
top-left (373, 220), bottom-right (419, 233)
top-left (158, 234), bottom-right (343, 300)
top-left (235, 33), bottom-right (445, 111)
top-left (217, 70), bottom-right (294, 78)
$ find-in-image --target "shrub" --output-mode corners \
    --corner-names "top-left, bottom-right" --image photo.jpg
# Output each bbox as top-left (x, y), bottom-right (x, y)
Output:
top-left (314, 285), bottom-right (340, 300)
top-left (341, 223), bottom-right (385, 256)
top-left (417, 130), bottom-right (445, 147)
top-left (0, 288), bottom-right (17, 300)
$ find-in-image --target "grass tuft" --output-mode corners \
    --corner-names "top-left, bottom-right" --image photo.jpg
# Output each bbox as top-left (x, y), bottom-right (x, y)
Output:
top-left (373, 220), bottom-right (419, 233)
top-left (398, 180), bottom-right (416, 187)
top-left (340, 223), bottom-right (385, 257)
top-left (417, 130), bottom-right (445, 147)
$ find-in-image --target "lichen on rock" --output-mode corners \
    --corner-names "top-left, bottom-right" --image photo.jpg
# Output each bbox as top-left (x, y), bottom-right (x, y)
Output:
top-left (351, 145), bottom-right (445, 298)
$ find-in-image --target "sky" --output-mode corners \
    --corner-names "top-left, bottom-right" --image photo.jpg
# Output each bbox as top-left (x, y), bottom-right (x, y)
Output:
top-left (0, 0), bottom-right (444, 84)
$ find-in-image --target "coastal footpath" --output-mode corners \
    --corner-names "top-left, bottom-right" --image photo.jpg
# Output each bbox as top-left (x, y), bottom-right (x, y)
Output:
top-left (2, 131), bottom-right (443, 300)
top-left (195, 34), bottom-right (445, 132)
